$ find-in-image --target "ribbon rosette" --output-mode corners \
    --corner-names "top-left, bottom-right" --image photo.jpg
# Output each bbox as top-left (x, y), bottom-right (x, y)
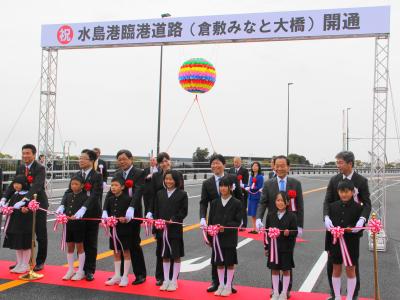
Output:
top-left (28, 200), bottom-right (40, 212)
top-left (237, 175), bottom-right (243, 182)
top-left (84, 182), bottom-right (92, 196)
top-left (142, 218), bottom-right (153, 237)
top-left (330, 226), bottom-right (352, 267)
top-left (125, 180), bottom-right (134, 197)
top-left (154, 219), bottom-right (172, 257)
top-left (287, 190), bottom-right (297, 211)
top-left (368, 219), bottom-right (383, 234)
top-left (206, 225), bottom-right (224, 263)
top-left (100, 216), bottom-right (123, 253)
top-left (27, 175), bottom-right (34, 184)
top-left (1, 206), bottom-right (14, 235)
top-left (53, 214), bottom-right (68, 251)
top-left (267, 227), bottom-right (281, 264)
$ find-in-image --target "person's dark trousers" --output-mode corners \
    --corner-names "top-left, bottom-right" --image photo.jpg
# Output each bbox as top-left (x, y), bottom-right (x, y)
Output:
top-left (327, 253), bottom-right (360, 299)
top-left (155, 256), bottom-right (174, 281)
top-left (211, 263), bottom-right (219, 285)
top-left (242, 192), bottom-right (248, 228)
top-left (130, 221), bottom-right (147, 277)
top-left (83, 221), bottom-right (99, 274)
top-left (35, 209), bottom-right (48, 265)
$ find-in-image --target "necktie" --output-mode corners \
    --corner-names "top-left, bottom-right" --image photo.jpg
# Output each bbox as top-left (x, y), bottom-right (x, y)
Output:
top-left (82, 171), bottom-right (86, 181)
top-left (279, 179), bottom-right (285, 192)
top-left (25, 166), bottom-right (29, 176)
top-left (216, 177), bottom-right (221, 195)
top-left (123, 171), bottom-right (127, 179)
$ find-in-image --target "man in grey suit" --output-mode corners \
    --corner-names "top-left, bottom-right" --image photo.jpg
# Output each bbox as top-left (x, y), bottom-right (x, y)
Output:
top-left (256, 155), bottom-right (304, 297)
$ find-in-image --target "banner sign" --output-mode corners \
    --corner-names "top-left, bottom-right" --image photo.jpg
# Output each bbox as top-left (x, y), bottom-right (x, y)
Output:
top-left (41, 6), bottom-right (390, 49)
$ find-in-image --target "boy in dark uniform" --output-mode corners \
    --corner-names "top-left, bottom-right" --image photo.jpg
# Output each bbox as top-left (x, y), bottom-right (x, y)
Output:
top-left (326, 180), bottom-right (363, 300)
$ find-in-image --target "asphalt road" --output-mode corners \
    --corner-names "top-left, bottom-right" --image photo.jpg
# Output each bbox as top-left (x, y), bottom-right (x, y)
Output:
top-left (1, 174), bottom-right (399, 299)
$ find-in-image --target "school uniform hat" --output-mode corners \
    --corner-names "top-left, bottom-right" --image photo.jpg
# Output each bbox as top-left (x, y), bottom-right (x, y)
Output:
top-left (111, 175), bottom-right (125, 186)
top-left (13, 174), bottom-right (28, 190)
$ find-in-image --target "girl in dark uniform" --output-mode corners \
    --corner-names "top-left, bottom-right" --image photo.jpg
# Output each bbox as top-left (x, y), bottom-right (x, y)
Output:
top-left (207, 176), bottom-right (242, 297)
top-left (3, 175), bottom-right (32, 274)
top-left (327, 179), bottom-right (363, 300)
top-left (153, 170), bottom-right (188, 292)
top-left (57, 176), bottom-right (87, 281)
top-left (265, 192), bottom-right (298, 300)
top-left (103, 176), bottom-right (133, 287)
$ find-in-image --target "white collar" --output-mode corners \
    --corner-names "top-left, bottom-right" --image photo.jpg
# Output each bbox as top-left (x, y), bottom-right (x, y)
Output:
top-left (277, 210), bottom-right (286, 219)
top-left (221, 195), bottom-right (232, 206)
top-left (214, 173), bottom-right (225, 180)
top-left (277, 176), bottom-right (288, 183)
top-left (167, 188), bottom-right (176, 198)
top-left (15, 190), bottom-right (28, 195)
top-left (343, 170), bottom-right (354, 180)
top-left (123, 165), bottom-right (133, 176)
top-left (82, 168), bottom-right (92, 176)
top-left (25, 161), bottom-right (34, 169)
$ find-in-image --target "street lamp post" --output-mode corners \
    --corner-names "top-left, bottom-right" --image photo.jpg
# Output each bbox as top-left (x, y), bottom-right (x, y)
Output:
top-left (156, 13), bottom-right (171, 155)
top-left (346, 107), bottom-right (351, 150)
top-left (287, 82), bottom-right (294, 156)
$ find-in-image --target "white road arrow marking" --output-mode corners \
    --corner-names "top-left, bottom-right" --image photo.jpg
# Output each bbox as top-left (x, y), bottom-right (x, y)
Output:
top-left (181, 238), bottom-right (253, 273)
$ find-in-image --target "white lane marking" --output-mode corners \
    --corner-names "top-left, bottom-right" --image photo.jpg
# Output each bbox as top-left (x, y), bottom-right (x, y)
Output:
top-left (299, 251), bottom-right (328, 292)
top-left (181, 238), bottom-right (253, 273)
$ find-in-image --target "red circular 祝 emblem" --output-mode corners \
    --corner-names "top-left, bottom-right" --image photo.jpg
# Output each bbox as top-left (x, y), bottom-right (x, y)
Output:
top-left (57, 25), bottom-right (74, 45)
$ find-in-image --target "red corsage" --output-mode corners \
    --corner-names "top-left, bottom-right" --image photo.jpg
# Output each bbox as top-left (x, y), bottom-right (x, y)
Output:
top-left (287, 190), bottom-right (297, 198)
top-left (237, 175), bottom-right (243, 181)
top-left (252, 177), bottom-right (257, 183)
top-left (125, 179), bottom-right (134, 188)
top-left (27, 175), bottom-right (34, 184)
top-left (84, 182), bottom-right (92, 191)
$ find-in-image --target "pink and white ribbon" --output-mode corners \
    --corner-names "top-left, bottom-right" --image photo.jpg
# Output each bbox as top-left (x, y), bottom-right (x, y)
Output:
top-left (154, 219), bottom-right (172, 257)
top-left (331, 226), bottom-right (353, 267)
top-left (207, 225), bottom-right (224, 263)
top-left (28, 200), bottom-right (40, 212)
top-left (100, 216), bottom-right (123, 253)
top-left (143, 218), bottom-right (153, 237)
top-left (53, 214), bottom-right (68, 251)
top-left (368, 219), bottom-right (383, 234)
top-left (0, 206), bottom-right (14, 235)
top-left (267, 227), bottom-right (280, 264)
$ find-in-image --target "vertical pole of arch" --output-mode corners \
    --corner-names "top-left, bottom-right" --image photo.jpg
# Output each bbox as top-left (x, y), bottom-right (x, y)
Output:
top-left (369, 35), bottom-right (389, 251)
top-left (37, 48), bottom-right (58, 197)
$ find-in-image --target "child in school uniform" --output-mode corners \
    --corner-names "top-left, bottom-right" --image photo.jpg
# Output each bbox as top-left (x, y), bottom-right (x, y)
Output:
top-left (327, 179), bottom-right (363, 300)
top-left (152, 170), bottom-right (188, 292)
top-left (207, 176), bottom-right (242, 297)
top-left (265, 192), bottom-right (298, 300)
top-left (3, 175), bottom-right (33, 274)
top-left (102, 176), bottom-right (134, 287)
top-left (56, 176), bottom-right (87, 281)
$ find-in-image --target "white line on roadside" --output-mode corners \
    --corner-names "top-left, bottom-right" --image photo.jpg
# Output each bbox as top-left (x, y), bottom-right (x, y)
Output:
top-left (298, 251), bottom-right (328, 292)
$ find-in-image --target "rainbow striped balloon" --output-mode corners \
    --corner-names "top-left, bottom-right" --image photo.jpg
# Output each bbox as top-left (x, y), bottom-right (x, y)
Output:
top-left (178, 58), bottom-right (216, 94)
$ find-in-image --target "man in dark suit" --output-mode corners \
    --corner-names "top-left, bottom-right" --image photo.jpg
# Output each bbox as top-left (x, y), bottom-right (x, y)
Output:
top-left (256, 155), bottom-right (304, 297)
top-left (142, 156), bottom-right (159, 215)
top-left (93, 147), bottom-right (108, 185)
top-left (268, 156), bottom-right (277, 179)
top-left (1, 144), bottom-right (49, 271)
top-left (323, 151), bottom-right (371, 300)
top-left (200, 153), bottom-right (243, 293)
top-left (228, 156), bottom-right (249, 229)
top-left (59, 149), bottom-right (103, 281)
top-left (109, 149), bottom-right (147, 285)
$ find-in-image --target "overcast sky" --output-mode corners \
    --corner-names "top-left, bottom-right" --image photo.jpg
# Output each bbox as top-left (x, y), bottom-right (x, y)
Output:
top-left (0, 0), bottom-right (399, 164)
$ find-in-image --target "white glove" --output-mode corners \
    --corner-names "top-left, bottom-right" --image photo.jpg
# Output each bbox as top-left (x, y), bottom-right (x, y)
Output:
top-left (102, 210), bottom-right (108, 219)
top-left (0, 198), bottom-right (6, 208)
top-left (256, 218), bottom-right (264, 230)
top-left (352, 217), bottom-right (366, 233)
top-left (55, 205), bottom-right (65, 214)
top-left (102, 182), bottom-right (109, 191)
top-left (324, 215), bottom-right (334, 230)
top-left (245, 186), bottom-right (250, 191)
top-left (146, 212), bottom-right (153, 219)
top-left (240, 183), bottom-right (245, 189)
top-left (13, 200), bottom-right (26, 209)
top-left (200, 218), bottom-right (207, 228)
top-left (74, 207), bottom-right (87, 219)
top-left (125, 207), bottom-right (134, 222)
top-left (297, 227), bottom-right (303, 238)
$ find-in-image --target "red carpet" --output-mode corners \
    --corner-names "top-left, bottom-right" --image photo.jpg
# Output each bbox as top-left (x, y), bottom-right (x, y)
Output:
top-left (238, 231), bottom-right (309, 243)
top-left (0, 261), bottom-right (371, 299)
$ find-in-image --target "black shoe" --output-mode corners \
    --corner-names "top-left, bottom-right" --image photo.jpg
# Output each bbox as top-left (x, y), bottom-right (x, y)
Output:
top-left (239, 228), bottom-right (246, 232)
top-left (232, 286), bottom-right (237, 294)
top-left (155, 279), bottom-right (163, 286)
top-left (85, 273), bottom-right (95, 281)
top-left (33, 263), bottom-right (44, 272)
top-left (132, 275), bottom-right (146, 285)
top-left (353, 297), bottom-right (359, 300)
top-left (9, 263), bottom-right (17, 270)
top-left (207, 283), bottom-right (218, 292)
